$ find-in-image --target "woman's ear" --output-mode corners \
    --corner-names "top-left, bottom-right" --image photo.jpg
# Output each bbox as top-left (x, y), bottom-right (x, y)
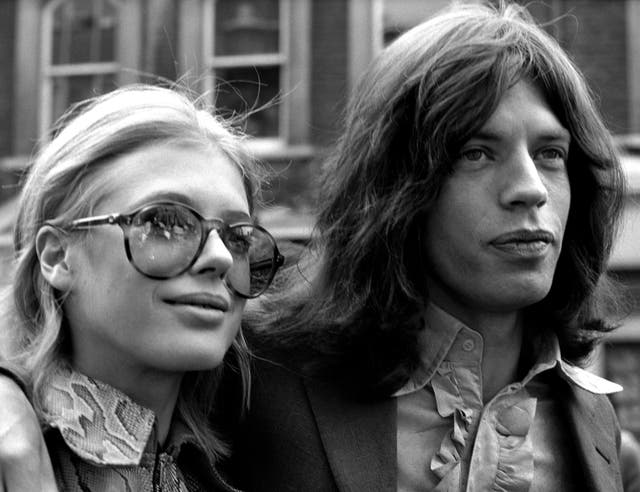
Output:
top-left (35, 225), bottom-right (73, 292)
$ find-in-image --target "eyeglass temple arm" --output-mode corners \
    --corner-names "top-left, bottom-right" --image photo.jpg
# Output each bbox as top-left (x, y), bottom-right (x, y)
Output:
top-left (69, 214), bottom-right (123, 230)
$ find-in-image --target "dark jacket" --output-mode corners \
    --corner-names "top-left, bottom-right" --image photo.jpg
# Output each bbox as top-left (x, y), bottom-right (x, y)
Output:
top-left (231, 358), bottom-right (622, 492)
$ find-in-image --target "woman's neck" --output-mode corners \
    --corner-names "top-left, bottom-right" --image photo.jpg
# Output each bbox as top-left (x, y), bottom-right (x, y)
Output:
top-left (72, 354), bottom-right (182, 444)
top-left (122, 371), bottom-right (182, 445)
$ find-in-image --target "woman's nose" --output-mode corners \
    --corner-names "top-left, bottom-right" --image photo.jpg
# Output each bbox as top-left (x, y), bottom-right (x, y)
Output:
top-left (191, 230), bottom-right (234, 277)
top-left (499, 150), bottom-right (548, 209)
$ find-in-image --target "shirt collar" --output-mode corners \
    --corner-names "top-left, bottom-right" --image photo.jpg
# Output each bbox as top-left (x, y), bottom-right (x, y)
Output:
top-left (393, 303), bottom-right (622, 397)
top-left (42, 366), bottom-right (202, 466)
top-left (393, 303), bottom-right (464, 396)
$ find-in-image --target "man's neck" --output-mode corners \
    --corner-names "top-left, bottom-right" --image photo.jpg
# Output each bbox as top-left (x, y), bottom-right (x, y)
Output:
top-left (432, 303), bottom-right (524, 403)
top-left (471, 312), bottom-right (524, 403)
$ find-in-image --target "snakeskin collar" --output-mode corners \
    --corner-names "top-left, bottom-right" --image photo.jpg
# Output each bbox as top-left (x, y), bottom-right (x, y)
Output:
top-left (42, 367), bottom-right (200, 466)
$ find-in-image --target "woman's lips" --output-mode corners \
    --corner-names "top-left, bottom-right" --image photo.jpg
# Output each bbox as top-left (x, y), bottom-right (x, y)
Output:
top-left (165, 293), bottom-right (229, 311)
top-left (163, 293), bottom-right (231, 325)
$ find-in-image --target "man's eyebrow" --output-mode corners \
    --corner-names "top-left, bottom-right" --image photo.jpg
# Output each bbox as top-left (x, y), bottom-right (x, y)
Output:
top-left (468, 127), bottom-right (571, 143)
top-left (468, 130), bottom-right (503, 142)
top-left (537, 128), bottom-right (571, 142)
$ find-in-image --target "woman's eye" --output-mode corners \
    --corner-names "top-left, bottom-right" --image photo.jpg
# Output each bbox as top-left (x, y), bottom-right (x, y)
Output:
top-left (226, 230), bottom-right (253, 255)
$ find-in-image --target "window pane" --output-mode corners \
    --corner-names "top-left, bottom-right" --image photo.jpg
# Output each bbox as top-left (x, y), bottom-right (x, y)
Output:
top-left (143, 0), bottom-right (178, 83)
top-left (214, 0), bottom-right (279, 56)
top-left (383, 0), bottom-right (450, 45)
top-left (51, 74), bottom-right (116, 124)
top-left (52, 0), bottom-right (117, 64)
top-left (214, 66), bottom-right (280, 137)
top-left (606, 343), bottom-right (640, 435)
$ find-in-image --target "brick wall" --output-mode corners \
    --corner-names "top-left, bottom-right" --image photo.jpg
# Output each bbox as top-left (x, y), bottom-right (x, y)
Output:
top-left (557, 0), bottom-right (629, 133)
top-left (515, 0), bottom-right (630, 133)
top-left (0, 0), bottom-right (16, 157)
top-left (310, 0), bottom-right (348, 147)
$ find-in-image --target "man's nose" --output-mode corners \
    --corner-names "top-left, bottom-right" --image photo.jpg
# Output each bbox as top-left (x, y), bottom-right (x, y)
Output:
top-left (190, 229), bottom-right (234, 277)
top-left (499, 150), bottom-right (548, 209)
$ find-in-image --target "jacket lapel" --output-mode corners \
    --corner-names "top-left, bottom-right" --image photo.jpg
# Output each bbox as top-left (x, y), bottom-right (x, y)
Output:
top-left (305, 380), bottom-right (397, 492)
top-left (302, 368), bottom-right (622, 492)
top-left (564, 383), bottom-right (622, 492)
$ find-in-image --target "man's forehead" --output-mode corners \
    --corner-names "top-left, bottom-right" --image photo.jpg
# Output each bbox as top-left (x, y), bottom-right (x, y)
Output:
top-left (469, 82), bottom-right (571, 143)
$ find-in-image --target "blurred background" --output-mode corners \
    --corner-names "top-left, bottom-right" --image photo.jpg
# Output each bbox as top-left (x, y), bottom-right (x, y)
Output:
top-left (0, 0), bottom-right (638, 437)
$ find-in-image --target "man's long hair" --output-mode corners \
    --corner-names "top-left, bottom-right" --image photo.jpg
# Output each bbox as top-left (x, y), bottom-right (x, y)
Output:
top-left (248, 2), bottom-right (625, 397)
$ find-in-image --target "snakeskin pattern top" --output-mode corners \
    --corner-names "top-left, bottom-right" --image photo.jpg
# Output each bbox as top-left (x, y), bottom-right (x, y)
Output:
top-left (42, 368), bottom-right (241, 491)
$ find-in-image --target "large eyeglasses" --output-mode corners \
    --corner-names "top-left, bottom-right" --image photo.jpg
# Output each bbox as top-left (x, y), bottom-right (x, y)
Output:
top-left (56, 202), bottom-right (284, 299)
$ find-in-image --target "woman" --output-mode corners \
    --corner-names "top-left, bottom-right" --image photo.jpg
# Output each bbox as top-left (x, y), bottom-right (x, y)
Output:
top-left (1, 84), bottom-right (283, 490)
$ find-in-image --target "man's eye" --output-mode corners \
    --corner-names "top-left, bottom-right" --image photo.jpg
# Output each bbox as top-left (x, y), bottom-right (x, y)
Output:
top-left (461, 149), bottom-right (486, 161)
top-left (537, 148), bottom-right (565, 160)
top-left (536, 148), bottom-right (568, 169)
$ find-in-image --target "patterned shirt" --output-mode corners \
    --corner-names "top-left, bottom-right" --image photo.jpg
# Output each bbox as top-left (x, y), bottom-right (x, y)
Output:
top-left (42, 368), bottom-right (240, 492)
top-left (395, 303), bottom-right (622, 492)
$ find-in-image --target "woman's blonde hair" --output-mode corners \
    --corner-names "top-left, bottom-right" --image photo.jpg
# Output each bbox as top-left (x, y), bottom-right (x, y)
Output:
top-left (2, 84), bottom-right (262, 461)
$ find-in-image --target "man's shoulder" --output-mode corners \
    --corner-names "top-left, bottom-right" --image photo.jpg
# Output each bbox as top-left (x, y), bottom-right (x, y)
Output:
top-left (250, 357), bottom-right (305, 389)
top-left (248, 357), bottom-right (314, 417)
top-left (556, 366), bottom-right (621, 437)
top-left (236, 357), bottom-right (339, 491)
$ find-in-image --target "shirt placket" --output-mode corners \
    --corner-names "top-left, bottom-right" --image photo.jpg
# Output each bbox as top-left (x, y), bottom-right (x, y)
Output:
top-left (152, 445), bottom-right (188, 492)
top-left (430, 329), bottom-right (485, 491)
top-left (466, 385), bottom-right (537, 492)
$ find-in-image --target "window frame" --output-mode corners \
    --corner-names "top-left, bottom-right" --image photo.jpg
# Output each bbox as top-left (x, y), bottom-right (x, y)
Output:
top-left (15, 0), bottom-right (311, 156)
top-left (204, 0), bottom-right (288, 146)
top-left (628, 0), bottom-right (640, 132)
top-left (38, 0), bottom-right (141, 138)
top-left (179, 0), bottom-right (310, 155)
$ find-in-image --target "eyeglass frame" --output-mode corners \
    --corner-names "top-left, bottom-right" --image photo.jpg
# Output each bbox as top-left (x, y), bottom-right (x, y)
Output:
top-left (47, 201), bottom-right (285, 299)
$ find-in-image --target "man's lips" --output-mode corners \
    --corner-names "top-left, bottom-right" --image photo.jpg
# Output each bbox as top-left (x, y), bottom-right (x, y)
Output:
top-left (164, 293), bottom-right (229, 311)
top-left (490, 229), bottom-right (555, 256)
top-left (491, 229), bottom-right (554, 245)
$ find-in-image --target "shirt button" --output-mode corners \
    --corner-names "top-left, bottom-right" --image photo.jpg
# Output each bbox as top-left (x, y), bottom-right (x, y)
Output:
top-left (462, 339), bottom-right (475, 351)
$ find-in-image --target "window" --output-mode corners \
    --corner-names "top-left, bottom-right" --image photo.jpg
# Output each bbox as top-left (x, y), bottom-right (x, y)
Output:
top-left (15, 0), bottom-right (309, 154)
top-left (379, 0), bottom-right (450, 46)
top-left (606, 340), bottom-right (640, 436)
top-left (194, 0), bottom-right (310, 150)
top-left (628, 0), bottom-right (640, 132)
top-left (205, 0), bottom-right (283, 139)
top-left (41, 0), bottom-right (118, 134)
top-left (39, 0), bottom-right (140, 136)
top-left (347, 0), bottom-right (451, 95)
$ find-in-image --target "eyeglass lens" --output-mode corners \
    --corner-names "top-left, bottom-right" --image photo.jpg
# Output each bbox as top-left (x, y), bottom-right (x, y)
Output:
top-left (126, 204), bottom-right (276, 297)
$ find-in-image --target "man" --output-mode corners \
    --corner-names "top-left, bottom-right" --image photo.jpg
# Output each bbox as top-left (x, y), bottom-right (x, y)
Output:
top-left (234, 2), bottom-right (626, 491)
top-left (0, 2), bottom-right (627, 491)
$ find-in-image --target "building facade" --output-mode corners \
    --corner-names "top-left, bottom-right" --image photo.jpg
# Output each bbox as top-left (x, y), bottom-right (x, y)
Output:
top-left (0, 0), bottom-right (639, 433)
